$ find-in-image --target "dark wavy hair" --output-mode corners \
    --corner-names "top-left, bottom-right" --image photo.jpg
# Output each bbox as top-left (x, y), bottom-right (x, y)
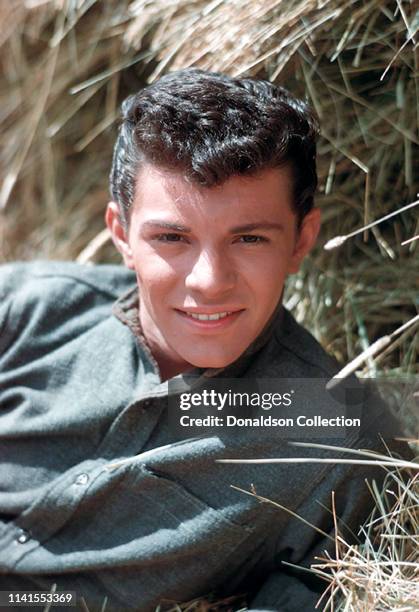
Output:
top-left (109, 69), bottom-right (319, 230)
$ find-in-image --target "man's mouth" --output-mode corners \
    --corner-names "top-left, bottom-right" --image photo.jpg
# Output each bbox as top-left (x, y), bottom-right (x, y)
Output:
top-left (175, 308), bottom-right (244, 326)
top-left (185, 311), bottom-right (232, 321)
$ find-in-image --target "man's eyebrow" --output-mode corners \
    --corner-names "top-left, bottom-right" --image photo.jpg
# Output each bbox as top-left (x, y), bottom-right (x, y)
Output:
top-left (140, 221), bottom-right (285, 233)
top-left (141, 221), bottom-right (191, 232)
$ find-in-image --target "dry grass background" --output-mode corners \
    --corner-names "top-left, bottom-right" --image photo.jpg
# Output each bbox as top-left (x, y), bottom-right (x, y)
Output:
top-left (0, 0), bottom-right (417, 379)
top-left (0, 1), bottom-right (418, 610)
top-left (312, 462), bottom-right (419, 611)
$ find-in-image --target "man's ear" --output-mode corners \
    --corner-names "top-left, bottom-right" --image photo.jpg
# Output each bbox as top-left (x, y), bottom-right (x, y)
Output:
top-left (288, 207), bottom-right (321, 274)
top-left (105, 201), bottom-right (135, 269)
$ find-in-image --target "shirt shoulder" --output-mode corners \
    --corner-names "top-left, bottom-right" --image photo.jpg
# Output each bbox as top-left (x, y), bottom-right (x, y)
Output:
top-left (0, 260), bottom-right (136, 358)
top-left (0, 260), bottom-right (136, 300)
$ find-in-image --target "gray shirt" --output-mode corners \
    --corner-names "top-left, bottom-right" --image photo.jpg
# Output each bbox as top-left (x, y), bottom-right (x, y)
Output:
top-left (0, 261), bottom-right (409, 611)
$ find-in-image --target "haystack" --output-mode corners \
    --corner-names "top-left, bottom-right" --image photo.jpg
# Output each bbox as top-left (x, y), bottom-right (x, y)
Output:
top-left (1, 3), bottom-right (418, 609)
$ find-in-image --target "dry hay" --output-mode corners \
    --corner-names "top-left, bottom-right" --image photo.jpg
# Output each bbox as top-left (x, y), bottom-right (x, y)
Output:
top-left (313, 465), bottom-right (419, 611)
top-left (0, 4), bottom-right (418, 610)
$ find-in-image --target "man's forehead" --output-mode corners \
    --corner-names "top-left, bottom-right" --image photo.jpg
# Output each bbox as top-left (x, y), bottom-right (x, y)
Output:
top-left (133, 162), bottom-right (294, 208)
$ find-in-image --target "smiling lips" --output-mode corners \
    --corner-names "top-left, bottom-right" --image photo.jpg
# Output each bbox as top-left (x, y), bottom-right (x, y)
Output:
top-left (175, 308), bottom-right (244, 326)
top-left (186, 311), bottom-right (232, 321)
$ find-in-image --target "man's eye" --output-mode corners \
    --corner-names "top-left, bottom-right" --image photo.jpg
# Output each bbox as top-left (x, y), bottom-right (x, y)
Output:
top-left (155, 233), bottom-right (185, 242)
top-left (237, 235), bottom-right (268, 244)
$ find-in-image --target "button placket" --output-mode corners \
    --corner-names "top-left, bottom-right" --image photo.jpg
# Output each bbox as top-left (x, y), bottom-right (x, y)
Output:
top-left (16, 529), bottom-right (31, 544)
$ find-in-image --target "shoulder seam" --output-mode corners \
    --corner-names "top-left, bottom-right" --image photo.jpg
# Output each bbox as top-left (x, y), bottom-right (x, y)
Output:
top-left (30, 272), bottom-right (123, 301)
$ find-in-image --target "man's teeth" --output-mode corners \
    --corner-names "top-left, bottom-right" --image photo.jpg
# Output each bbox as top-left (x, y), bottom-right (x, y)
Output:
top-left (186, 312), bottom-right (232, 321)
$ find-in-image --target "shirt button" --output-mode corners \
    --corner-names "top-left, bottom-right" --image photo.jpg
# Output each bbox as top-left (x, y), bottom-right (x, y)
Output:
top-left (16, 529), bottom-right (31, 544)
top-left (74, 473), bottom-right (89, 485)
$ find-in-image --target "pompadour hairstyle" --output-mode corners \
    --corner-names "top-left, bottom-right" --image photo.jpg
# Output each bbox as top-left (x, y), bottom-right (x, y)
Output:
top-left (109, 69), bottom-right (319, 230)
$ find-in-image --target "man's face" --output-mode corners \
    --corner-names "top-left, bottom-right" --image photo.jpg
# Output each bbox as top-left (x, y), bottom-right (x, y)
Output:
top-left (106, 164), bottom-right (320, 378)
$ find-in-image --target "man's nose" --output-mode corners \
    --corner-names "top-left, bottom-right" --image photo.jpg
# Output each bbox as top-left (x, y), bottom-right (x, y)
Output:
top-left (185, 250), bottom-right (236, 297)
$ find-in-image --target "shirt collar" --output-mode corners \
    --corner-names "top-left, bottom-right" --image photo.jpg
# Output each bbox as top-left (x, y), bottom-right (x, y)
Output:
top-left (112, 285), bottom-right (283, 381)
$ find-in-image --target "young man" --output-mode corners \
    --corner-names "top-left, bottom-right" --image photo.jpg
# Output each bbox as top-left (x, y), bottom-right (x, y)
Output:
top-left (0, 69), bottom-right (409, 611)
